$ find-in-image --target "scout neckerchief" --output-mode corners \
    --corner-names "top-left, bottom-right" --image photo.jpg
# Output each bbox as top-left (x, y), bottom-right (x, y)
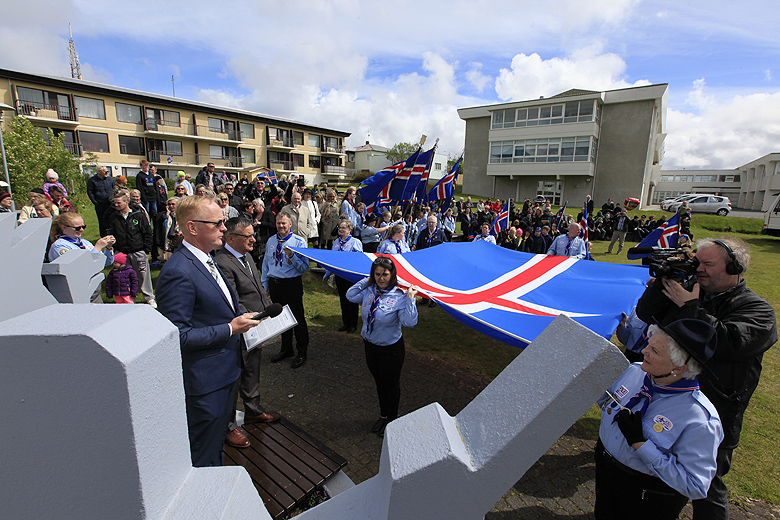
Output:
top-left (337, 235), bottom-right (352, 251)
top-left (426, 228), bottom-right (440, 248)
top-left (392, 240), bottom-right (403, 254)
top-left (565, 237), bottom-right (573, 255)
top-left (274, 231), bottom-right (293, 266)
top-left (367, 287), bottom-right (389, 333)
top-left (56, 234), bottom-right (86, 249)
top-left (612, 374), bottom-right (699, 422)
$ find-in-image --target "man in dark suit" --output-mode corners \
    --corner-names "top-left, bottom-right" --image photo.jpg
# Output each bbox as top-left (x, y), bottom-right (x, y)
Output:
top-left (195, 163), bottom-right (221, 191)
top-left (156, 196), bottom-right (261, 467)
top-left (215, 217), bottom-right (282, 448)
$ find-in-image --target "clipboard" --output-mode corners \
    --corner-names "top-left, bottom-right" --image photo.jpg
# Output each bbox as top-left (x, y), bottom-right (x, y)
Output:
top-left (243, 304), bottom-right (298, 351)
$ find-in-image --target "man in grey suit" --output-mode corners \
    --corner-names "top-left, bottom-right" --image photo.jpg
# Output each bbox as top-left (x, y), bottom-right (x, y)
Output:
top-left (215, 217), bottom-right (282, 449)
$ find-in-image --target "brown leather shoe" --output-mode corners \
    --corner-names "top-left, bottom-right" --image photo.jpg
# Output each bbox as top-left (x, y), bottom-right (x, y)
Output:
top-left (225, 428), bottom-right (250, 448)
top-left (244, 411), bottom-right (281, 424)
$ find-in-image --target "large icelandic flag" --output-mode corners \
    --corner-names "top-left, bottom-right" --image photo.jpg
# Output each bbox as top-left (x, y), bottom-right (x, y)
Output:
top-left (627, 213), bottom-right (679, 260)
top-left (292, 242), bottom-right (648, 349)
top-left (490, 201), bottom-right (510, 236)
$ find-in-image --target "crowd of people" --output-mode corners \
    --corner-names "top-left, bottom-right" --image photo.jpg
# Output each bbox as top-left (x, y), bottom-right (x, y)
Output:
top-left (5, 164), bottom-right (775, 520)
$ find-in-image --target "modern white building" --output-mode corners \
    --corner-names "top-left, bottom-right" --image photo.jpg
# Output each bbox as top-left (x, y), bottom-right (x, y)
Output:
top-left (654, 152), bottom-right (780, 210)
top-left (457, 84), bottom-right (668, 208)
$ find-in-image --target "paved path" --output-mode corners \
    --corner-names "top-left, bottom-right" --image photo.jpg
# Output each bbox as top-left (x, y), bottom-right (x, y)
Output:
top-left (256, 328), bottom-right (778, 519)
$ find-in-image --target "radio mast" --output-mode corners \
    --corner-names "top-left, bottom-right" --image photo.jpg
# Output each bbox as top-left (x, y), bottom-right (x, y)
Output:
top-left (68, 24), bottom-right (82, 80)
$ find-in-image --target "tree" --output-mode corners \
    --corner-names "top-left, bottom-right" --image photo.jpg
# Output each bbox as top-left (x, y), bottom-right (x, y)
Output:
top-left (447, 154), bottom-right (463, 175)
top-left (2, 116), bottom-right (96, 208)
top-left (385, 142), bottom-right (418, 165)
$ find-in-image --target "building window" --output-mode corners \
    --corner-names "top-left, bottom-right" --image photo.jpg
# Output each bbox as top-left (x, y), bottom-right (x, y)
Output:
top-left (147, 139), bottom-right (182, 158)
top-left (240, 148), bottom-right (255, 165)
top-left (434, 162), bottom-right (442, 170)
top-left (323, 136), bottom-right (340, 152)
top-left (694, 175), bottom-right (718, 182)
top-left (292, 131), bottom-right (304, 146)
top-left (146, 108), bottom-right (180, 127)
top-left (79, 131), bottom-right (109, 153)
top-left (309, 134), bottom-right (321, 148)
top-left (16, 86), bottom-right (75, 120)
top-left (116, 102), bottom-right (142, 124)
top-left (239, 122), bottom-right (254, 139)
top-left (119, 135), bottom-right (145, 155)
top-left (309, 155), bottom-right (321, 169)
top-left (492, 100), bottom-right (596, 130)
top-left (74, 96), bottom-right (106, 119)
top-left (537, 180), bottom-right (562, 206)
top-left (490, 137), bottom-right (595, 164)
top-left (291, 153), bottom-right (304, 168)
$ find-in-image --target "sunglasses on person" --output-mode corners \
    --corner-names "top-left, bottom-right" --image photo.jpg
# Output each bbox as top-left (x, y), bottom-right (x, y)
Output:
top-left (65, 224), bottom-right (87, 231)
top-left (192, 219), bottom-right (225, 228)
top-left (372, 257), bottom-right (394, 267)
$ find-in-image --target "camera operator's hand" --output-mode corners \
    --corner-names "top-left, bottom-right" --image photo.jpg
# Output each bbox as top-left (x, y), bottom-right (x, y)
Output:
top-left (661, 278), bottom-right (700, 307)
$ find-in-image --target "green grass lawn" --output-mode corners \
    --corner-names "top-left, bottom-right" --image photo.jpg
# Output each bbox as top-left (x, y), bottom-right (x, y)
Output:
top-left (75, 200), bottom-right (780, 506)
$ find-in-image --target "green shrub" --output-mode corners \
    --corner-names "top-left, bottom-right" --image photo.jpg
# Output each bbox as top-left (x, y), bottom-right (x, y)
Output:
top-left (352, 170), bottom-right (373, 184)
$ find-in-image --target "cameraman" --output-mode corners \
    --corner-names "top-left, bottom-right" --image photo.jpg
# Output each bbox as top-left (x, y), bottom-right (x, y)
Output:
top-left (635, 237), bottom-right (776, 520)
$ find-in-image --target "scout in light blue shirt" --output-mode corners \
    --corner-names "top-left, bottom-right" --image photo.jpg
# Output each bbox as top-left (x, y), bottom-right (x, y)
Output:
top-left (377, 225), bottom-right (411, 255)
top-left (546, 222), bottom-right (586, 259)
top-left (595, 319), bottom-right (722, 520)
top-left (261, 224), bottom-right (309, 292)
top-left (346, 261), bottom-right (418, 345)
top-left (472, 223), bottom-right (496, 244)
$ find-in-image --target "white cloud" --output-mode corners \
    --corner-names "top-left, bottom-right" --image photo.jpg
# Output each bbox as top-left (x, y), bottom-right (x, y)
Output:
top-left (664, 79), bottom-right (780, 169)
top-left (765, 69), bottom-right (772, 82)
top-left (466, 62), bottom-right (491, 93)
top-left (495, 46), bottom-right (651, 101)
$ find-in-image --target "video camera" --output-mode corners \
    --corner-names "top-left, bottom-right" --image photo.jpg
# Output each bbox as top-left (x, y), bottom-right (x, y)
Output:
top-left (627, 246), bottom-right (699, 289)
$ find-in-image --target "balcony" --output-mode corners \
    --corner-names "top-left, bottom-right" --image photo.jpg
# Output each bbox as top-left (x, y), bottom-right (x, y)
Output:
top-left (322, 165), bottom-right (345, 176)
top-left (267, 137), bottom-right (296, 150)
top-left (16, 100), bottom-right (79, 126)
top-left (144, 119), bottom-right (243, 143)
top-left (64, 143), bottom-right (83, 156)
top-left (269, 161), bottom-right (298, 172)
top-left (322, 145), bottom-right (345, 155)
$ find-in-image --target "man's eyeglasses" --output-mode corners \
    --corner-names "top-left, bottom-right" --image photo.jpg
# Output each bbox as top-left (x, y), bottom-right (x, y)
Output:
top-left (230, 232), bottom-right (255, 239)
top-left (65, 224), bottom-right (87, 231)
top-left (192, 219), bottom-right (225, 228)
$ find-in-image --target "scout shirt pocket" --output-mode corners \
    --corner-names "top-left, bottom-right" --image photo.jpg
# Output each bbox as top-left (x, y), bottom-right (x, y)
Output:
top-left (645, 413), bottom-right (676, 452)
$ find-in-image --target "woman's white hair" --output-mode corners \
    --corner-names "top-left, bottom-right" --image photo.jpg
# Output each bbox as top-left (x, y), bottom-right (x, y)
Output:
top-left (647, 324), bottom-right (702, 379)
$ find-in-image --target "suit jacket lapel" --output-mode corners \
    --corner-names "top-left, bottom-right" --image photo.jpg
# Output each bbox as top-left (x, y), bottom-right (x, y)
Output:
top-left (182, 246), bottom-right (238, 313)
top-left (229, 252), bottom-right (263, 295)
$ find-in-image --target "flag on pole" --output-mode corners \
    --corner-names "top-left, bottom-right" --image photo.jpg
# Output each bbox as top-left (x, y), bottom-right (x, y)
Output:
top-left (579, 203), bottom-right (591, 260)
top-left (627, 213), bottom-right (679, 260)
top-left (427, 155), bottom-right (461, 212)
top-left (411, 143), bottom-right (438, 202)
top-left (387, 148), bottom-right (422, 203)
top-left (554, 202), bottom-right (568, 229)
top-left (266, 170), bottom-right (278, 185)
top-left (358, 161), bottom-right (405, 213)
top-left (491, 201), bottom-right (511, 236)
top-left (166, 157), bottom-right (173, 164)
top-left (292, 242), bottom-right (648, 349)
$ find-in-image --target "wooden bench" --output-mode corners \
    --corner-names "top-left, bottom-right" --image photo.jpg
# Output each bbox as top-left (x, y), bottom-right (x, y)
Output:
top-left (223, 417), bottom-right (348, 519)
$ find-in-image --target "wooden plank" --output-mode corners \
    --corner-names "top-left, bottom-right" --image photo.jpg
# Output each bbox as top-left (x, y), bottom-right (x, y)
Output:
top-left (223, 448), bottom-right (288, 518)
top-left (281, 419), bottom-right (348, 468)
top-left (249, 424), bottom-right (326, 488)
top-left (259, 423), bottom-right (331, 482)
top-left (274, 419), bottom-right (346, 473)
top-left (242, 425), bottom-right (318, 493)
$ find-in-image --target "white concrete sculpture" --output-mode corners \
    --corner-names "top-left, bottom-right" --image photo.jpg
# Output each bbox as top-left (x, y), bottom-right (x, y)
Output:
top-left (42, 247), bottom-right (108, 303)
top-left (296, 315), bottom-right (628, 520)
top-left (0, 213), bottom-right (58, 319)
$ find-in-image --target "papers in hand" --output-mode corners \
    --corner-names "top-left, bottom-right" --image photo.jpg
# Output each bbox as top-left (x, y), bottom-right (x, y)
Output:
top-left (243, 304), bottom-right (298, 350)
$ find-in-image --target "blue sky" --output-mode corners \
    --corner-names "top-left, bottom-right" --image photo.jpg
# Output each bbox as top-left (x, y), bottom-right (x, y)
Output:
top-left (1, 0), bottom-right (778, 169)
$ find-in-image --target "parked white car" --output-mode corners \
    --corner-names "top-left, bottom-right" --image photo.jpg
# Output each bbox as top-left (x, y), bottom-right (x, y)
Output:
top-left (669, 195), bottom-right (732, 216)
top-left (660, 194), bottom-right (700, 211)
top-left (762, 193), bottom-right (780, 236)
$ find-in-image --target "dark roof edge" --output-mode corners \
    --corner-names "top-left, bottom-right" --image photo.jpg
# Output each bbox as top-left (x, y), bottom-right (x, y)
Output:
top-left (0, 67), bottom-right (351, 137)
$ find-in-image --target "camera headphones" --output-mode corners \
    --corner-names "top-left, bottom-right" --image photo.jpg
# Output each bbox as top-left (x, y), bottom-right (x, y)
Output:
top-left (712, 239), bottom-right (744, 275)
